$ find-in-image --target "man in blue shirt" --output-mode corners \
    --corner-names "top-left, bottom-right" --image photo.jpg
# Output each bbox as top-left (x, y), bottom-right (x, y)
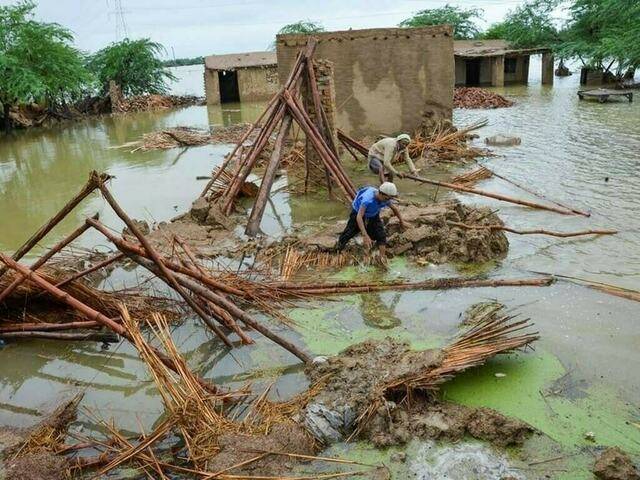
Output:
top-left (336, 182), bottom-right (407, 262)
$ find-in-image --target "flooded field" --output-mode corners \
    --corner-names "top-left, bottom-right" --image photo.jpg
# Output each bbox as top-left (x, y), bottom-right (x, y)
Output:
top-left (1, 59), bottom-right (639, 478)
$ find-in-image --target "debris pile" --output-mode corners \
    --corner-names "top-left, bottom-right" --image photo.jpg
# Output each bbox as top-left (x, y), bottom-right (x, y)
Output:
top-left (302, 304), bottom-right (539, 446)
top-left (112, 94), bottom-right (202, 113)
top-left (296, 200), bottom-right (510, 264)
top-left (454, 87), bottom-right (514, 109)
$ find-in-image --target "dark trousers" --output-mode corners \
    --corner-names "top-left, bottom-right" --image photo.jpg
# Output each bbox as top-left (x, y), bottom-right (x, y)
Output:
top-left (337, 210), bottom-right (387, 249)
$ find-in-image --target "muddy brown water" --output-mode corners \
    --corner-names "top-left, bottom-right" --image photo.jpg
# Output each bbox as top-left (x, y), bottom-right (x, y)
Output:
top-left (0, 60), bottom-right (639, 475)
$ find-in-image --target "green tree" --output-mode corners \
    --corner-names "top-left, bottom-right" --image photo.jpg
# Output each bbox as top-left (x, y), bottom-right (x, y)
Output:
top-left (87, 38), bottom-right (176, 96)
top-left (482, 0), bottom-right (560, 48)
top-left (271, 20), bottom-right (325, 49)
top-left (559, 0), bottom-right (640, 76)
top-left (0, 1), bottom-right (90, 132)
top-left (277, 20), bottom-right (325, 36)
top-left (399, 4), bottom-right (482, 39)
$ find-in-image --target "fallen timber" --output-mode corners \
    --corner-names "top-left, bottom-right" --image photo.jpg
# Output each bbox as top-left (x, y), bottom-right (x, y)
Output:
top-left (447, 221), bottom-right (617, 238)
top-left (0, 253), bottom-right (220, 394)
top-left (404, 173), bottom-right (581, 216)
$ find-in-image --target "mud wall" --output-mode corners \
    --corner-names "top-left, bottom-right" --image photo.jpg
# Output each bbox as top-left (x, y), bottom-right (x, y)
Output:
top-left (237, 66), bottom-right (279, 102)
top-left (455, 57), bottom-right (467, 86)
top-left (204, 69), bottom-right (221, 105)
top-left (504, 55), bottom-right (530, 84)
top-left (276, 26), bottom-right (454, 137)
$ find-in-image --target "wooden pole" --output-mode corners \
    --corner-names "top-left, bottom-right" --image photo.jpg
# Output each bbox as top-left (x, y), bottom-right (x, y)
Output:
top-left (0, 253), bottom-right (220, 394)
top-left (404, 173), bottom-right (577, 216)
top-left (199, 94), bottom-right (279, 198)
top-left (86, 218), bottom-right (244, 297)
top-left (0, 214), bottom-right (99, 303)
top-left (0, 320), bottom-right (102, 332)
top-left (284, 91), bottom-right (355, 200)
top-left (245, 114), bottom-right (293, 236)
top-left (486, 168), bottom-right (591, 217)
top-left (55, 252), bottom-right (126, 289)
top-left (127, 254), bottom-right (312, 363)
top-left (447, 221), bottom-right (617, 237)
top-left (0, 172), bottom-right (107, 280)
top-left (0, 331), bottom-right (120, 342)
top-left (97, 183), bottom-right (233, 347)
top-left (273, 276), bottom-right (555, 295)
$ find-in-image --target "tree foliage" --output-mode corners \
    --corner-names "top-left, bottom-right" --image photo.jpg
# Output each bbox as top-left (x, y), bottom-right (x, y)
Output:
top-left (399, 4), bottom-right (482, 39)
top-left (277, 21), bottom-right (325, 36)
top-left (559, 0), bottom-right (640, 72)
top-left (162, 56), bottom-right (204, 67)
top-left (0, 0), bottom-right (90, 128)
top-left (87, 38), bottom-right (176, 96)
top-left (482, 0), bottom-right (560, 48)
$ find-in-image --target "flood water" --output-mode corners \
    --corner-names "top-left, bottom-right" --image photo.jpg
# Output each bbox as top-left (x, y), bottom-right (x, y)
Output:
top-left (0, 60), bottom-right (639, 477)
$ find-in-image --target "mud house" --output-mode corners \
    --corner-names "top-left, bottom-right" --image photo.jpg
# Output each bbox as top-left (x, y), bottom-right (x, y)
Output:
top-left (454, 40), bottom-right (554, 87)
top-left (276, 26), bottom-right (454, 137)
top-left (204, 51), bottom-right (279, 105)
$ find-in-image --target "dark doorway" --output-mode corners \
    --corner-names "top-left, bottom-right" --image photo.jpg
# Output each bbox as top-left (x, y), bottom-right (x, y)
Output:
top-left (218, 70), bottom-right (240, 103)
top-left (465, 59), bottom-right (481, 85)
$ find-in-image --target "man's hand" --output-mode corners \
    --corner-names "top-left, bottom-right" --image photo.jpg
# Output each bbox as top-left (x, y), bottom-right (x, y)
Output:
top-left (396, 172), bottom-right (405, 179)
top-left (363, 235), bottom-right (373, 249)
top-left (399, 220), bottom-right (409, 231)
top-left (411, 168), bottom-right (421, 175)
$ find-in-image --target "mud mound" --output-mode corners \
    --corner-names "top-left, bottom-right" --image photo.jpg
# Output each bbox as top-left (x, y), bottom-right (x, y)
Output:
top-left (206, 422), bottom-right (315, 477)
top-left (364, 400), bottom-right (533, 449)
top-left (303, 337), bottom-right (533, 448)
top-left (454, 87), bottom-right (514, 109)
top-left (593, 447), bottom-right (640, 480)
top-left (307, 338), bottom-right (443, 419)
top-left (300, 200), bottom-right (509, 264)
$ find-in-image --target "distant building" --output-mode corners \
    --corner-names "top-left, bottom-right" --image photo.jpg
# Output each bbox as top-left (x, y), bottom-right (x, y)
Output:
top-left (276, 26), bottom-right (454, 137)
top-left (204, 51), bottom-right (279, 105)
top-left (454, 40), bottom-right (554, 87)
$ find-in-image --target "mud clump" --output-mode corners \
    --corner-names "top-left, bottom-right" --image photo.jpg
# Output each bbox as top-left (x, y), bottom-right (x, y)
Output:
top-left (303, 338), bottom-right (533, 448)
top-left (593, 447), bottom-right (640, 480)
top-left (364, 400), bottom-right (533, 449)
top-left (300, 200), bottom-right (509, 264)
top-left (206, 422), bottom-right (315, 477)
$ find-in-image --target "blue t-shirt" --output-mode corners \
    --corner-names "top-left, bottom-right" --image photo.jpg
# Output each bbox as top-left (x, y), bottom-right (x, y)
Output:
top-left (352, 186), bottom-right (391, 218)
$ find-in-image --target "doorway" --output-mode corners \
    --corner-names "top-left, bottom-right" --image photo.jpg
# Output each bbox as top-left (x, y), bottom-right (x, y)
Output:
top-left (218, 70), bottom-right (240, 103)
top-left (465, 59), bottom-right (481, 85)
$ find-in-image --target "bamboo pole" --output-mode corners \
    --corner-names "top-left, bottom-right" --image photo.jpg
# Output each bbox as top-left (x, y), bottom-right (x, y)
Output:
top-left (404, 173), bottom-right (577, 216)
top-left (0, 172), bottom-right (107, 280)
top-left (246, 114), bottom-right (293, 236)
top-left (337, 129), bottom-right (368, 157)
top-left (0, 254), bottom-right (220, 394)
top-left (97, 183), bottom-right (233, 347)
top-left (127, 254), bottom-right (312, 363)
top-left (0, 214), bottom-right (99, 303)
top-left (447, 221), bottom-right (617, 237)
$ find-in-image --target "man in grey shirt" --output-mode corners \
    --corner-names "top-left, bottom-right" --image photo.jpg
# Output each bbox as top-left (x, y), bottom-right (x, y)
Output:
top-left (368, 133), bottom-right (419, 183)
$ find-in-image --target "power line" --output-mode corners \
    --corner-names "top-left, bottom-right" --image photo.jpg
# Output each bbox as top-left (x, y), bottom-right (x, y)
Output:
top-left (113, 0), bottom-right (129, 40)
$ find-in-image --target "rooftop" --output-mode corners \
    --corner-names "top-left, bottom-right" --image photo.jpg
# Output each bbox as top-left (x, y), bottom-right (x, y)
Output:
top-left (454, 40), bottom-right (550, 57)
top-left (204, 51), bottom-right (277, 71)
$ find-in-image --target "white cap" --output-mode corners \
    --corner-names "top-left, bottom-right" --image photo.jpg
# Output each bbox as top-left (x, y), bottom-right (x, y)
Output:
top-left (379, 182), bottom-right (398, 197)
top-left (396, 133), bottom-right (411, 143)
